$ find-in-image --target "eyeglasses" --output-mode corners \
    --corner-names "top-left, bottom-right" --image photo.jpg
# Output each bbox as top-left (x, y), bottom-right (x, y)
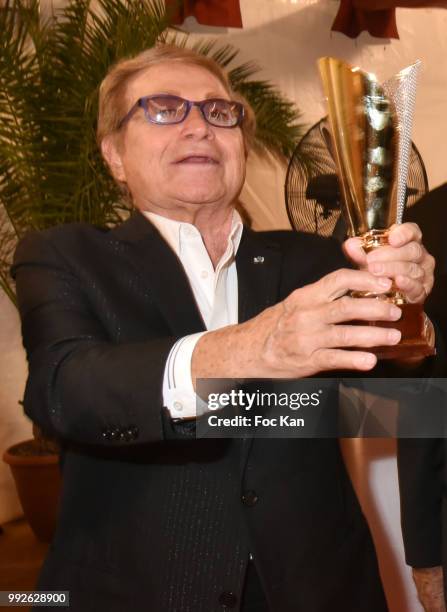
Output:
top-left (118, 94), bottom-right (245, 129)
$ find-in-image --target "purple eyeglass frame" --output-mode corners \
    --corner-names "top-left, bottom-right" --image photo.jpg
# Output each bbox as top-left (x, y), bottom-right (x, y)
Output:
top-left (117, 94), bottom-right (245, 129)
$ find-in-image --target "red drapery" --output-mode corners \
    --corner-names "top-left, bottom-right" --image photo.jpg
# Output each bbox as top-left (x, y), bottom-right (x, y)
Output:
top-left (166, 0), bottom-right (243, 28)
top-left (332, 0), bottom-right (447, 39)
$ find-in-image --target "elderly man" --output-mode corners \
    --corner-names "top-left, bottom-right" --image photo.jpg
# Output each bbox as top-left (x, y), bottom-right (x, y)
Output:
top-left (12, 45), bottom-right (435, 612)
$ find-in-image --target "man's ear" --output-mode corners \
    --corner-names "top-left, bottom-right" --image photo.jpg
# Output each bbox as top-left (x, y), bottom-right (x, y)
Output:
top-left (101, 135), bottom-right (126, 182)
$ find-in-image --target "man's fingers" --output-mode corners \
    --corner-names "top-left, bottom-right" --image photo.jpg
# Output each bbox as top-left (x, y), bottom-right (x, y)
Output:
top-left (368, 260), bottom-right (425, 280)
top-left (343, 236), bottom-right (366, 268)
top-left (326, 324), bottom-right (401, 349)
top-left (313, 348), bottom-right (377, 372)
top-left (395, 275), bottom-right (427, 303)
top-left (388, 222), bottom-right (422, 247)
top-left (325, 296), bottom-right (402, 324)
top-left (314, 269), bottom-right (392, 302)
top-left (366, 241), bottom-right (424, 264)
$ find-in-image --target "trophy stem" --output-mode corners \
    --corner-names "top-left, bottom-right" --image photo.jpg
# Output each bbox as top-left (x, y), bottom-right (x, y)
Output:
top-left (362, 229), bottom-right (391, 252)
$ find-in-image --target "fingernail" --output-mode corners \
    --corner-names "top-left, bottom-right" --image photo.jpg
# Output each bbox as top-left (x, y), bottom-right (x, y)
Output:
top-left (378, 277), bottom-right (391, 287)
top-left (361, 354), bottom-right (376, 368)
top-left (390, 306), bottom-right (402, 320)
top-left (388, 329), bottom-right (401, 344)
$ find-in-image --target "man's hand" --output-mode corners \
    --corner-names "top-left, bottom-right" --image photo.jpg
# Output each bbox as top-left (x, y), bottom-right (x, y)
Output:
top-left (192, 223), bottom-right (437, 382)
top-left (343, 222), bottom-right (435, 304)
top-left (344, 222), bottom-right (436, 366)
top-left (192, 268), bottom-right (402, 382)
top-left (412, 567), bottom-right (446, 612)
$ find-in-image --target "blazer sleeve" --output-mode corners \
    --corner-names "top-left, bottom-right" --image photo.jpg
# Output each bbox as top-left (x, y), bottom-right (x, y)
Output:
top-left (12, 230), bottom-right (188, 447)
top-left (396, 224), bottom-right (447, 568)
top-left (397, 438), bottom-right (444, 568)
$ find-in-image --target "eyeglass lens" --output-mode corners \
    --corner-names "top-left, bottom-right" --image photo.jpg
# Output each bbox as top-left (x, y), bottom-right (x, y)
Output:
top-left (145, 95), bottom-right (241, 127)
top-left (147, 97), bottom-right (188, 124)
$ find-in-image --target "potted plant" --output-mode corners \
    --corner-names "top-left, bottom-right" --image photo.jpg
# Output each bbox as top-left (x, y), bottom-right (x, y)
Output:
top-left (0, 0), bottom-right (305, 542)
top-left (3, 425), bottom-right (61, 542)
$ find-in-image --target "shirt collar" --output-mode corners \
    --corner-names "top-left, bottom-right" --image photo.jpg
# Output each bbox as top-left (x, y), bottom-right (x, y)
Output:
top-left (142, 209), bottom-right (244, 263)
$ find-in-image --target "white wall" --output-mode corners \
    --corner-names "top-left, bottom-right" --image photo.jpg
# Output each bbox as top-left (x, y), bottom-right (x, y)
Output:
top-left (0, 292), bottom-right (31, 522)
top-left (2, 1), bottom-right (446, 609)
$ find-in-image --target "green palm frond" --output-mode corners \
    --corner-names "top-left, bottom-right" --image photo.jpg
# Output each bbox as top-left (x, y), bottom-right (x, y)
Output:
top-left (0, 0), bottom-right (307, 306)
top-left (236, 79), bottom-right (305, 159)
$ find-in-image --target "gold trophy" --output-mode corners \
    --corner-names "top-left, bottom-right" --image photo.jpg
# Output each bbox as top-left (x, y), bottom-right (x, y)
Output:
top-left (318, 57), bottom-right (434, 359)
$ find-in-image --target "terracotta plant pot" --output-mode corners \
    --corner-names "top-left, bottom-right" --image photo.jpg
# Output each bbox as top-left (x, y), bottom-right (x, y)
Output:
top-left (3, 439), bottom-right (61, 542)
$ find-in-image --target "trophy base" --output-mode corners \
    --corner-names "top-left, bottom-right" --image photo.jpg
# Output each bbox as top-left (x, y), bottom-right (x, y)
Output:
top-left (351, 302), bottom-right (436, 360)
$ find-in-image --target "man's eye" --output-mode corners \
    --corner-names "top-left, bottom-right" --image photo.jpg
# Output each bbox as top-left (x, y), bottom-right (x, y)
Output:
top-left (209, 109), bottom-right (227, 119)
top-left (156, 107), bottom-right (180, 118)
top-left (159, 108), bottom-right (178, 117)
top-left (148, 99), bottom-right (184, 121)
top-left (208, 104), bottom-right (231, 121)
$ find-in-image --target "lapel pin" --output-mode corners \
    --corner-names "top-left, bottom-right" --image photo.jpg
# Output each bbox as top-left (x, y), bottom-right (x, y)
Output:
top-left (253, 256), bottom-right (265, 264)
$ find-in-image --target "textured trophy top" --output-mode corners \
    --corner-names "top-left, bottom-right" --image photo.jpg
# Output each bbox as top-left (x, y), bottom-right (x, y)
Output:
top-left (383, 61), bottom-right (421, 222)
top-left (318, 57), bottom-right (420, 235)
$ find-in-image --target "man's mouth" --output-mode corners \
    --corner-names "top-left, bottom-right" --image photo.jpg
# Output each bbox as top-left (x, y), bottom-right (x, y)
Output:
top-left (175, 156), bottom-right (219, 164)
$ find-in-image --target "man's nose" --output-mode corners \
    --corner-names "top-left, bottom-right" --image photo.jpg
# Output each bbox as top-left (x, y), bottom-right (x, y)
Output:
top-left (180, 105), bottom-right (213, 138)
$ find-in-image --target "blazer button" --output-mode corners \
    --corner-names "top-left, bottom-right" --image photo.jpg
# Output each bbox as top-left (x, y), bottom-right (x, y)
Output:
top-left (122, 429), bottom-right (132, 441)
top-left (129, 425), bottom-right (139, 440)
top-left (241, 490), bottom-right (258, 507)
top-left (109, 427), bottom-right (120, 441)
top-left (218, 591), bottom-right (238, 608)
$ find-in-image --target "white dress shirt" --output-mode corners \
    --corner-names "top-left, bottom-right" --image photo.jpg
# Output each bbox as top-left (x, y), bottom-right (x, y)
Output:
top-left (142, 210), bottom-right (243, 420)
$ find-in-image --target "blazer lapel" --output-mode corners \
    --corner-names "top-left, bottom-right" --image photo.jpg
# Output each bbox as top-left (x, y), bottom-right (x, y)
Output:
top-left (111, 213), bottom-right (283, 334)
top-left (235, 229), bottom-right (283, 469)
top-left (236, 228), bottom-right (282, 324)
top-left (110, 210), bottom-right (205, 337)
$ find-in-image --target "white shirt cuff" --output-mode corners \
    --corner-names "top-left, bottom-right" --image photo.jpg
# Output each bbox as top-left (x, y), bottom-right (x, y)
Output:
top-left (163, 332), bottom-right (208, 420)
